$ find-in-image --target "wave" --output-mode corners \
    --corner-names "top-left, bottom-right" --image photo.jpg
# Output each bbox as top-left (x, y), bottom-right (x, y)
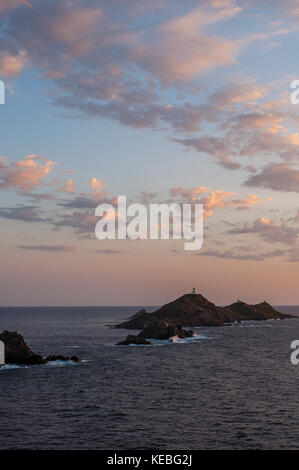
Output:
top-left (45, 360), bottom-right (81, 367)
top-left (0, 364), bottom-right (25, 371)
top-left (169, 333), bottom-right (207, 344)
top-left (229, 322), bottom-right (273, 328)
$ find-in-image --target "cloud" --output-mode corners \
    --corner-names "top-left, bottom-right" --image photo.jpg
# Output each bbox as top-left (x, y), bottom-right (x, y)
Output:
top-left (47, 5), bottom-right (103, 46)
top-left (64, 178), bottom-right (75, 193)
top-left (95, 249), bottom-right (126, 255)
top-left (90, 177), bottom-right (103, 191)
top-left (54, 210), bottom-right (98, 234)
top-left (244, 162), bottom-right (299, 192)
top-left (217, 157), bottom-right (242, 170)
top-left (58, 194), bottom-right (116, 209)
top-left (0, 155), bottom-right (55, 193)
top-left (170, 186), bottom-right (263, 217)
top-left (170, 186), bottom-right (210, 200)
top-left (172, 135), bottom-right (238, 168)
top-left (173, 96), bottom-right (299, 171)
top-left (0, 205), bottom-right (52, 223)
top-left (0, 0), bottom-right (289, 136)
top-left (0, 0), bottom-right (31, 16)
top-left (0, 49), bottom-right (26, 77)
top-left (58, 196), bottom-right (98, 209)
top-left (252, 0), bottom-right (299, 19)
top-left (198, 248), bottom-right (286, 261)
top-left (28, 192), bottom-right (56, 201)
top-left (131, 4), bottom-right (242, 86)
top-left (228, 217), bottom-right (298, 245)
top-left (5, 1), bottom-right (241, 84)
top-left (138, 192), bottom-right (157, 204)
top-left (18, 244), bottom-right (76, 252)
top-left (210, 83), bottom-right (267, 107)
top-left (202, 191), bottom-right (263, 217)
top-left (0, 1), bottom-right (297, 251)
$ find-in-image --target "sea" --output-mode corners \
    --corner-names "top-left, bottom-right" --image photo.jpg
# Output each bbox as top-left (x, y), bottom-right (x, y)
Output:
top-left (0, 305), bottom-right (299, 450)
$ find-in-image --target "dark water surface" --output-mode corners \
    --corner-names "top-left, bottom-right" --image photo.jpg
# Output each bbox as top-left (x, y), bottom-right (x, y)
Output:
top-left (0, 305), bottom-right (299, 449)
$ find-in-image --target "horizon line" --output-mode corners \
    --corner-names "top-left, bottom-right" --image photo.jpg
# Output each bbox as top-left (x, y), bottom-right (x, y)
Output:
top-left (0, 304), bottom-right (298, 308)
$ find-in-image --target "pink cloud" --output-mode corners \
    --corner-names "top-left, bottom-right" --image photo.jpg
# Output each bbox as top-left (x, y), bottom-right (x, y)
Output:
top-left (245, 162), bottom-right (299, 192)
top-left (0, 0), bottom-right (31, 16)
top-left (228, 217), bottom-right (298, 245)
top-left (170, 186), bottom-right (264, 218)
top-left (170, 186), bottom-right (210, 200)
top-left (132, 5), bottom-right (241, 86)
top-left (64, 178), bottom-right (75, 193)
top-left (0, 155), bottom-right (55, 193)
top-left (0, 49), bottom-right (26, 77)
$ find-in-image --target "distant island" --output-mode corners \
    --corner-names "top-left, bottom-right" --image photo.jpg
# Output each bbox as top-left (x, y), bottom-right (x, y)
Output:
top-left (115, 289), bottom-right (297, 345)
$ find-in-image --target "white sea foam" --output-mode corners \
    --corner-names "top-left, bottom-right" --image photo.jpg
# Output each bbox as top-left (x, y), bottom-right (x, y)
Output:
top-left (122, 333), bottom-right (208, 347)
top-left (234, 323), bottom-right (273, 328)
top-left (168, 333), bottom-right (207, 344)
top-left (0, 364), bottom-right (24, 371)
top-left (45, 360), bottom-right (78, 367)
top-left (45, 359), bottom-right (89, 366)
top-left (0, 360), bottom-right (88, 371)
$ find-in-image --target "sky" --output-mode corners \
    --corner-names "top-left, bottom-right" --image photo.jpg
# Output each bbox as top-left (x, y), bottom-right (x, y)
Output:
top-left (0, 0), bottom-right (298, 306)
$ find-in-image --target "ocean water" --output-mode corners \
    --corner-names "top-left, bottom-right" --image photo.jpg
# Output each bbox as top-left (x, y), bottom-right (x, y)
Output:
top-left (0, 305), bottom-right (299, 450)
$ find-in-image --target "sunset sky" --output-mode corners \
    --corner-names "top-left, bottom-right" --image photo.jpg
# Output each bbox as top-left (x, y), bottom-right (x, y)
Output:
top-left (0, 0), bottom-right (298, 306)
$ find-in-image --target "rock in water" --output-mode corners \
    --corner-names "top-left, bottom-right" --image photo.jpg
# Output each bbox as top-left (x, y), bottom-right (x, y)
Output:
top-left (45, 354), bottom-right (81, 362)
top-left (0, 330), bottom-right (46, 365)
top-left (138, 319), bottom-right (194, 340)
top-left (0, 330), bottom-right (81, 365)
top-left (117, 319), bottom-right (195, 345)
top-left (117, 335), bottom-right (152, 346)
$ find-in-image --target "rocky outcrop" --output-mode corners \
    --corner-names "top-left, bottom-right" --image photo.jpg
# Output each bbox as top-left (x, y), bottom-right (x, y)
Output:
top-left (0, 330), bottom-right (46, 365)
top-left (139, 319), bottom-right (194, 340)
top-left (0, 331), bottom-right (81, 365)
top-left (117, 318), bottom-right (195, 345)
top-left (116, 309), bottom-right (157, 329)
top-left (45, 354), bottom-right (81, 363)
top-left (226, 300), bottom-right (291, 321)
top-left (114, 293), bottom-right (296, 330)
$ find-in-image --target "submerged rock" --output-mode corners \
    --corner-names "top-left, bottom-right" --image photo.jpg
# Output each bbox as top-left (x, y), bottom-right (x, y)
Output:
top-left (0, 330), bottom-right (81, 365)
top-left (117, 335), bottom-right (151, 346)
top-left (45, 354), bottom-right (81, 363)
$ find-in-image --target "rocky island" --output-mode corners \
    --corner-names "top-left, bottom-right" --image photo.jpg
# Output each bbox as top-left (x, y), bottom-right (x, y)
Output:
top-left (115, 289), bottom-right (297, 345)
top-left (117, 318), bottom-right (194, 345)
top-left (0, 330), bottom-right (80, 365)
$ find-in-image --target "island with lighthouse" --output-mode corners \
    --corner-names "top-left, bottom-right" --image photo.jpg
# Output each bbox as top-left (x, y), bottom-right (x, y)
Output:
top-left (115, 288), bottom-right (297, 345)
